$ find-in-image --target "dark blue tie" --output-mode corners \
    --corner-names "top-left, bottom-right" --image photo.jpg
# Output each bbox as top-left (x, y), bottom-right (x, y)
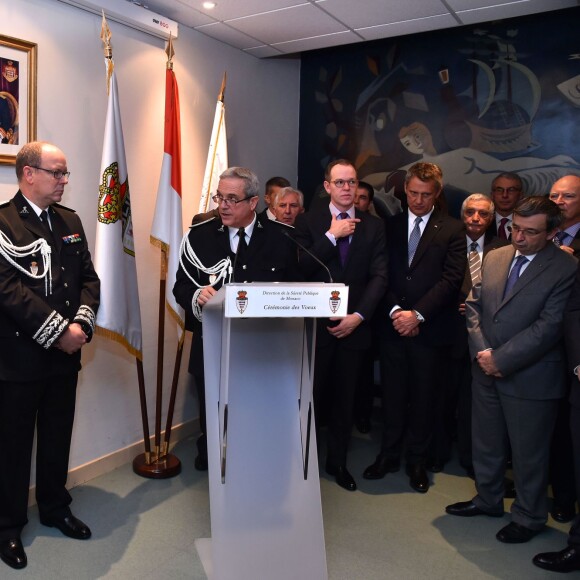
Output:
top-left (503, 255), bottom-right (528, 299)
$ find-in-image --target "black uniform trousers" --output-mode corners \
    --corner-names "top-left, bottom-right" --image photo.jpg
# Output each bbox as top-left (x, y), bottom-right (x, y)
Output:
top-left (0, 372), bottom-right (78, 540)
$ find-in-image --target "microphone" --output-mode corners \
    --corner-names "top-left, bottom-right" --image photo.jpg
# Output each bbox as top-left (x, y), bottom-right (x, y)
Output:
top-left (282, 229), bottom-right (333, 283)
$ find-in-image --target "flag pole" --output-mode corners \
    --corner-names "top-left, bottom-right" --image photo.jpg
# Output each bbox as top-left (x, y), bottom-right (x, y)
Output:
top-left (135, 34), bottom-right (181, 478)
top-left (99, 12), bottom-right (156, 466)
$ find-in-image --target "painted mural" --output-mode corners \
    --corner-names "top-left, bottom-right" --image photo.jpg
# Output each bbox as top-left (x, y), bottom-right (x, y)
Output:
top-left (298, 7), bottom-right (580, 217)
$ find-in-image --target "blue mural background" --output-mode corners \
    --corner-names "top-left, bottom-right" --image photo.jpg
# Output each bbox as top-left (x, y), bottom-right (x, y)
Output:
top-left (298, 7), bottom-right (580, 217)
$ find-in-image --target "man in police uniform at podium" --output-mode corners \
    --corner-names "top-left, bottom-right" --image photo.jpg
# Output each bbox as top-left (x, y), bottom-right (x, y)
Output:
top-left (174, 166), bottom-right (300, 471)
top-left (0, 141), bottom-right (100, 570)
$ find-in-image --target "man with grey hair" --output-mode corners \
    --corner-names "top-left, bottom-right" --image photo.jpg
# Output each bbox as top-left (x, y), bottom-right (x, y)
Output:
top-left (490, 172), bottom-right (524, 240)
top-left (174, 167), bottom-right (300, 471)
top-left (430, 193), bottom-right (503, 475)
top-left (272, 186), bottom-right (304, 226)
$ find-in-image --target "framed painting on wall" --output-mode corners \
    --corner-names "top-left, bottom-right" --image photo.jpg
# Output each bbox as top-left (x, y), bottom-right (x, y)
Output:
top-left (0, 34), bottom-right (37, 165)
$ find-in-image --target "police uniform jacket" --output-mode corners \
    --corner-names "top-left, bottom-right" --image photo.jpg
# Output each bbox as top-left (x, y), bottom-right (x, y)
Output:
top-left (0, 191), bottom-right (100, 381)
top-left (174, 211), bottom-right (300, 332)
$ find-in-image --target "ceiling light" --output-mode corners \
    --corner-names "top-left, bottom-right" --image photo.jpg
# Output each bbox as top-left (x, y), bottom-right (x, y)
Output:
top-left (202, 1), bottom-right (216, 9)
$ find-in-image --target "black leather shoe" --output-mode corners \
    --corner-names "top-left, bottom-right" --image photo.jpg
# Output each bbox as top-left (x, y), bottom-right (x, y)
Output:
top-left (363, 454), bottom-right (400, 479)
top-left (40, 514), bottom-right (92, 540)
top-left (406, 464), bottom-right (429, 493)
top-left (0, 538), bottom-right (27, 570)
top-left (446, 500), bottom-right (503, 517)
top-left (504, 478), bottom-right (516, 499)
top-left (355, 417), bottom-right (371, 434)
top-left (533, 546), bottom-right (580, 573)
top-left (496, 522), bottom-right (540, 544)
top-left (551, 503), bottom-right (577, 524)
top-left (427, 460), bottom-right (444, 473)
top-left (326, 465), bottom-right (357, 491)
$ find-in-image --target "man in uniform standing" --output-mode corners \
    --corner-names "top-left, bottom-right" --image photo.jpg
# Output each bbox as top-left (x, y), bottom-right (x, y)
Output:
top-left (0, 141), bottom-right (100, 570)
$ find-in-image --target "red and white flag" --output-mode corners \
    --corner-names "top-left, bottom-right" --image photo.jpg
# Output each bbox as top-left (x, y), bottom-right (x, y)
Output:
top-left (150, 65), bottom-right (185, 340)
top-left (94, 61), bottom-right (143, 359)
top-left (198, 74), bottom-right (228, 214)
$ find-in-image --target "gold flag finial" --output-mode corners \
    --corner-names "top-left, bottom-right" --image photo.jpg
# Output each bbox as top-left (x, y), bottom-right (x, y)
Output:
top-left (218, 71), bottom-right (226, 103)
top-left (100, 10), bottom-right (114, 94)
top-left (165, 33), bottom-right (175, 70)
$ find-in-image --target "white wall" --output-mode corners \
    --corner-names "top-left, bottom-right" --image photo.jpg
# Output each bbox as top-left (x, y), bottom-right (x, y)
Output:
top-left (0, 0), bottom-right (300, 474)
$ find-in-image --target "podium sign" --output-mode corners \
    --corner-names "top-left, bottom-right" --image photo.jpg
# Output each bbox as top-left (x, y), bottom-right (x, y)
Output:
top-left (197, 283), bottom-right (330, 580)
top-left (224, 282), bottom-right (348, 318)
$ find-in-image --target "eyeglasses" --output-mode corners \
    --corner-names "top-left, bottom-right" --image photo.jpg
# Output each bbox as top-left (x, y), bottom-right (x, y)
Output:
top-left (492, 187), bottom-right (521, 194)
top-left (31, 166), bottom-right (71, 180)
top-left (549, 192), bottom-right (578, 202)
top-left (511, 224), bottom-right (546, 237)
top-left (212, 193), bottom-right (254, 206)
top-left (328, 179), bottom-right (358, 188)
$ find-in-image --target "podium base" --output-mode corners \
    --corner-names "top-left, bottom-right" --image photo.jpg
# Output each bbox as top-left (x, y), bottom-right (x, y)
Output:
top-left (132, 452), bottom-right (181, 479)
top-left (195, 538), bottom-right (213, 579)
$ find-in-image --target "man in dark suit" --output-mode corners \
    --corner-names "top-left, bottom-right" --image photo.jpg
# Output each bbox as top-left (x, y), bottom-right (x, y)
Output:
top-left (293, 159), bottom-right (387, 492)
top-left (546, 174), bottom-right (580, 523)
top-left (363, 162), bottom-right (465, 493)
top-left (488, 172), bottom-right (523, 240)
top-left (446, 196), bottom-right (577, 544)
top-left (431, 193), bottom-right (502, 475)
top-left (173, 167), bottom-right (300, 471)
top-left (533, 260), bottom-right (580, 572)
top-left (0, 142), bottom-right (100, 570)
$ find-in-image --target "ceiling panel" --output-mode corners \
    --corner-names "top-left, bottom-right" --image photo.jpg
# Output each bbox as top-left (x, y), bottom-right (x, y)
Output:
top-left (136, 0), bottom-right (579, 58)
top-left (322, 0), bottom-right (452, 29)
top-left (226, 4), bottom-right (347, 45)
top-left (357, 14), bottom-right (460, 41)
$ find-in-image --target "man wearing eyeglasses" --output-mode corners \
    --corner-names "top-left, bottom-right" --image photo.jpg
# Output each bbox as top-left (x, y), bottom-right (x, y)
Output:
top-left (173, 167), bottom-right (300, 471)
top-left (489, 172), bottom-right (524, 240)
top-left (446, 196), bottom-right (576, 545)
top-left (293, 159), bottom-right (387, 492)
top-left (0, 141), bottom-right (100, 570)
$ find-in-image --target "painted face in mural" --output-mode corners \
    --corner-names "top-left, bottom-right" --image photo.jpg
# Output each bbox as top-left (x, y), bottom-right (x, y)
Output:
top-left (400, 133), bottom-right (424, 155)
top-left (491, 177), bottom-right (522, 216)
top-left (324, 163), bottom-right (357, 212)
top-left (511, 213), bottom-right (555, 256)
top-left (463, 199), bottom-right (494, 241)
top-left (405, 176), bottom-right (440, 217)
top-left (549, 175), bottom-right (580, 228)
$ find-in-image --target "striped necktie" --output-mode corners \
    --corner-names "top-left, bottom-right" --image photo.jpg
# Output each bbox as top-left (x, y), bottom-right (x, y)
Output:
top-left (408, 216), bottom-right (422, 266)
top-left (468, 241), bottom-right (481, 285)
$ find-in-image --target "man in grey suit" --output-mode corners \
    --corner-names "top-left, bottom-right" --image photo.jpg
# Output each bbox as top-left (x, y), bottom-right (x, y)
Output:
top-left (446, 196), bottom-right (577, 544)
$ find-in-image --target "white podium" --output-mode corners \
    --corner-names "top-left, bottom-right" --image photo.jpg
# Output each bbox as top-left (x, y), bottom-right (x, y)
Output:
top-left (196, 283), bottom-right (348, 580)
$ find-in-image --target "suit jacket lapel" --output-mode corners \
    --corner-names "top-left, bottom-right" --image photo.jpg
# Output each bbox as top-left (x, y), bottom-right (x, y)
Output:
top-left (247, 216), bottom-right (266, 259)
top-left (215, 220), bottom-right (231, 257)
top-left (409, 211), bottom-right (441, 269)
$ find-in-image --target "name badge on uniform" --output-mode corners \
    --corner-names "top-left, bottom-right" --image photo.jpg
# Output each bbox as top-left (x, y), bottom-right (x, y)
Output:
top-left (62, 233), bottom-right (82, 244)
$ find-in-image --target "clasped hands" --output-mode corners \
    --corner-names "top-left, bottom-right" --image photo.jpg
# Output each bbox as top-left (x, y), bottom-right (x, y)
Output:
top-left (476, 349), bottom-right (503, 377)
top-left (391, 309), bottom-right (420, 337)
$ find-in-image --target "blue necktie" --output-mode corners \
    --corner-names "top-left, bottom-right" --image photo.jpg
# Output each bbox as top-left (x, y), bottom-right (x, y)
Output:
top-left (408, 216), bottom-right (422, 265)
top-left (503, 255), bottom-right (528, 298)
top-left (337, 212), bottom-right (350, 266)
